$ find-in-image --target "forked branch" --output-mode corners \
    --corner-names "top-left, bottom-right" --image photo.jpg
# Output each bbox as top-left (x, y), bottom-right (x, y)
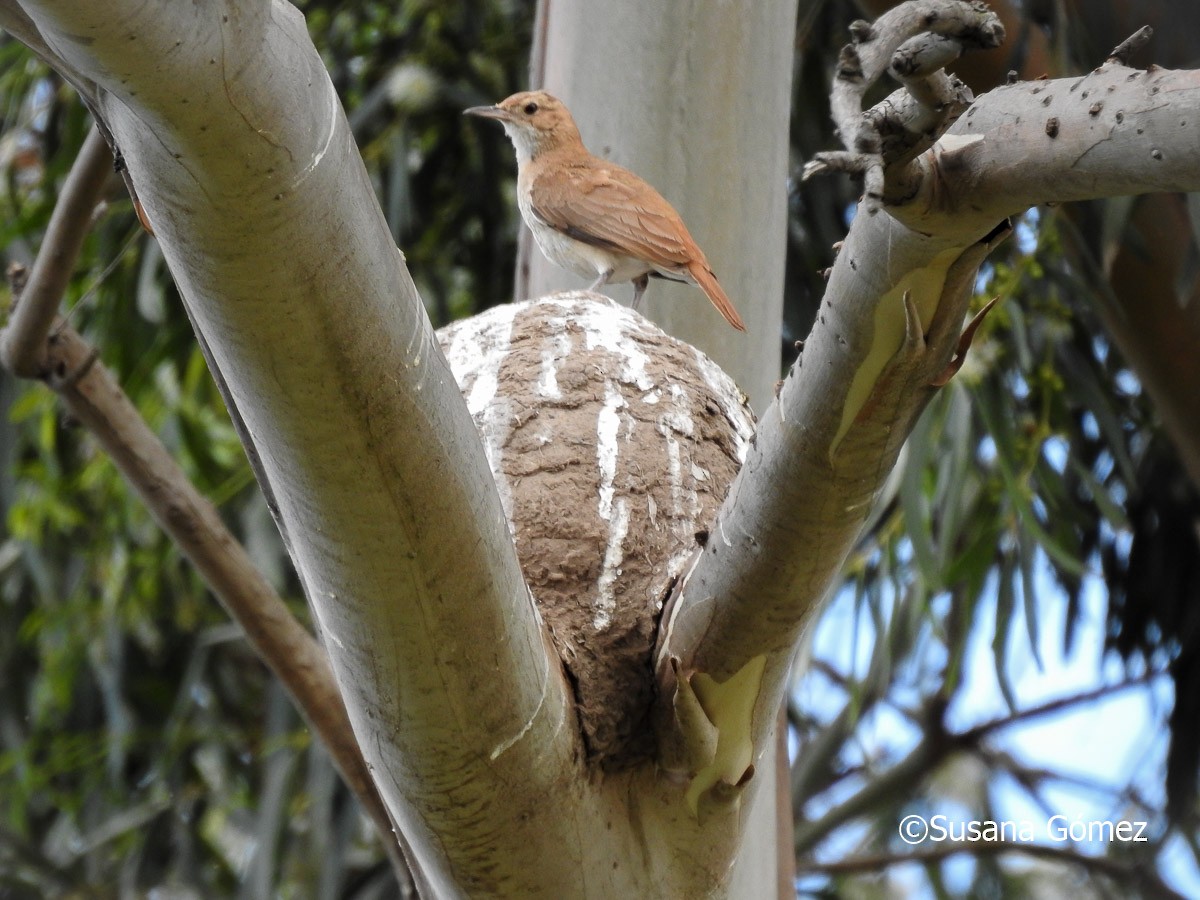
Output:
top-left (803, 0), bottom-right (1004, 210)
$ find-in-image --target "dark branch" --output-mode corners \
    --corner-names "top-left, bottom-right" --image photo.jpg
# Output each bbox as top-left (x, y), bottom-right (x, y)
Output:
top-left (957, 674), bottom-right (1158, 744)
top-left (0, 126), bottom-right (111, 376)
top-left (1108, 26), bottom-right (1154, 66)
top-left (793, 676), bottom-right (1161, 856)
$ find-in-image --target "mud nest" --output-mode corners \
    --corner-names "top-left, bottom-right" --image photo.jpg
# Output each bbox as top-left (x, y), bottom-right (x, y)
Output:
top-left (440, 294), bottom-right (754, 768)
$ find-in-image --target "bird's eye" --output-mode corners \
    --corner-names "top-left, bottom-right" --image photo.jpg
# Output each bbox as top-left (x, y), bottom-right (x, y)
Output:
top-left (523, 102), bottom-right (539, 115)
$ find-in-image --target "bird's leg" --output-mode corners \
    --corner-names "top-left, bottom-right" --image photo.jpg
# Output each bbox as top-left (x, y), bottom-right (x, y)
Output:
top-left (631, 274), bottom-right (649, 310)
top-left (588, 270), bottom-right (612, 293)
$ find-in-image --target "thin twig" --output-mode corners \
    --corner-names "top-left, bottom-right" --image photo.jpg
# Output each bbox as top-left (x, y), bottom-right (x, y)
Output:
top-left (0, 126), bottom-right (111, 376)
top-left (957, 674), bottom-right (1158, 744)
top-left (62, 225), bottom-right (142, 324)
top-left (1108, 26), bottom-right (1153, 66)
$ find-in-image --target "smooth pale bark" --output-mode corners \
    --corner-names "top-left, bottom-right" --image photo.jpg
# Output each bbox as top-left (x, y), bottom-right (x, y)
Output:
top-left (0, 1), bottom-right (582, 894)
top-left (904, 67), bottom-right (1200, 232)
top-left (525, 0), bottom-right (797, 414)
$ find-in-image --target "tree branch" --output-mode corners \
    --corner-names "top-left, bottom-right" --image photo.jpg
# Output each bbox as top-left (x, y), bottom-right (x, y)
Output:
top-left (656, 205), bottom-right (1008, 805)
top-left (0, 126), bottom-right (110, 376)
top-left (792, 677), bottom-right (1160, 856)
top-left (901, 63), bottom-right (1200, 236)
top-left (793, 716), bottom-right (946, 856)
top-left (806, 0), bottom-right (1005, 209)
top-left (958, 674), bottom-right (1157, 743)
top-left (1108, 26), bottom-right (1154, 65)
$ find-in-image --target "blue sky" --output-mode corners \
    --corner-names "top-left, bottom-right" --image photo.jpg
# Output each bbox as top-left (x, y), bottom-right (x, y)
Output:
top-left (793, 560), bottom-right (1196, 896)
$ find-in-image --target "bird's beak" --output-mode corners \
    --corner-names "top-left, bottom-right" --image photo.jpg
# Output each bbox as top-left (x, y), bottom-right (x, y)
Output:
top-left (463, 104), bottom-right (512, 122)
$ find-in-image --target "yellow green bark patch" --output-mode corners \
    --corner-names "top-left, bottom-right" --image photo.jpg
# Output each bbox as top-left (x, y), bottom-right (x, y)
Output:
top-left (684, 654), bottom-right (767, 816)
top-left (832, 246), bottom-right (964, 456)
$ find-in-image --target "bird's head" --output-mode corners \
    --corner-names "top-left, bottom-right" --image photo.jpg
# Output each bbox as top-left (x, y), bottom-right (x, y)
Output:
top-left (464, 90), bottom-right (582, 161)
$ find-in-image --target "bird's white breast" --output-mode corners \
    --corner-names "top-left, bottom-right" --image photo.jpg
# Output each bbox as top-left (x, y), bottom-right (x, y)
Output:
top-left (518, 193), bottom-right (652, 284)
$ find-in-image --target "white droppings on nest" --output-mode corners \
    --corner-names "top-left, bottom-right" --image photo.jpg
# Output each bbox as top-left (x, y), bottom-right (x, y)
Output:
top-left (536, 327), bottom-right (572, 399)
top-left (573, 299), bottom-right (655, 391)
top-left (596, 381), bottom-right (625, 520)
top-left (441, 302), bottom-right (518, 521)
top-left (594, 495), bottom-right (629, 630)
top-left (643, 379), bottom-right (712, 591)
top-left (595, 380), bottom-right (631, 630)
top-left (658, 385), bottom-right (696, 437)
top-left (532, 420), bottom-right (554, 447)
top-left (664, 428), bottom-right (682, 521)
top-left (658, 383), bottom-right (700, 522)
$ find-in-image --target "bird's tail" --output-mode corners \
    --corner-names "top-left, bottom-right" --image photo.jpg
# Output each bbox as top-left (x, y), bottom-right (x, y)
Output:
top-left (687, 261), bottom-right (746, 332)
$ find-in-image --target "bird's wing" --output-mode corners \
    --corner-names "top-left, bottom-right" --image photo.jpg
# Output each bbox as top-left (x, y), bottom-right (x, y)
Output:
top-left (527, 160), bottom-right (697, 270)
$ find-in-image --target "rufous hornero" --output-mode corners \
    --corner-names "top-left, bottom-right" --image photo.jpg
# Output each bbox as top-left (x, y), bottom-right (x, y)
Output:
top-left (465, 91), bottom-right (746, 332)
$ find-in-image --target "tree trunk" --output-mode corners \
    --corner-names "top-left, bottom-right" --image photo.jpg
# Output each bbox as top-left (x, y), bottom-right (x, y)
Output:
top-left (523, 6), bottom-right (800, 894)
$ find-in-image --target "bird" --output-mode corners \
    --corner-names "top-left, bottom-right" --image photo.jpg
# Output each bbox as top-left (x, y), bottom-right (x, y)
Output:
top-left (464, 90), bottom-right (747, 332)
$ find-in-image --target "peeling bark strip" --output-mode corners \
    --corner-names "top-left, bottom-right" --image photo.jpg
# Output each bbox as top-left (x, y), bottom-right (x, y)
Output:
top-left (440, 294), bottom-right (754, 766)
